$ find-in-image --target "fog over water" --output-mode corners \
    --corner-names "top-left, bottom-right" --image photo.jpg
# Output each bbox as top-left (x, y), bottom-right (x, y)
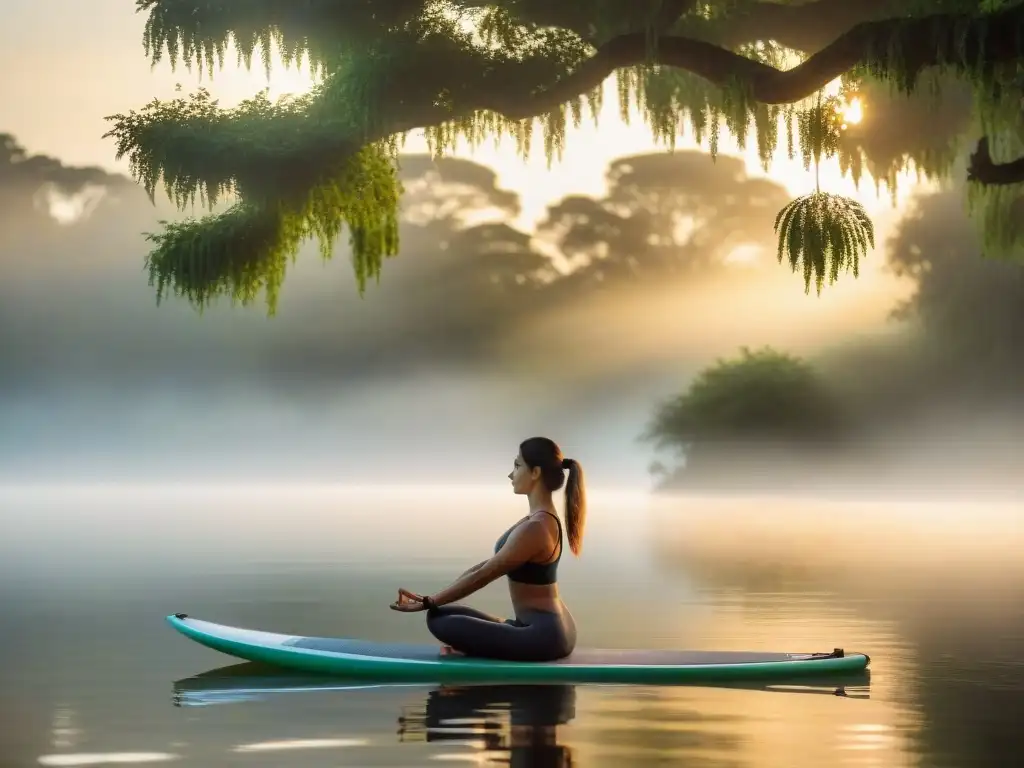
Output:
top-left (1, 81), bottom-right (1021, 494)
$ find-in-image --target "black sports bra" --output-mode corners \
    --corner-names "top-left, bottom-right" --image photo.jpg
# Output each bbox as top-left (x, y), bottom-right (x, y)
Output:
top-left (493, 510), bottom-right (562, 585)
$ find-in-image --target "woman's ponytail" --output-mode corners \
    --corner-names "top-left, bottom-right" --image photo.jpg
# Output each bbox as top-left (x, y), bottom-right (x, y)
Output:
top-left (562, 458), bottom-right (586, 556)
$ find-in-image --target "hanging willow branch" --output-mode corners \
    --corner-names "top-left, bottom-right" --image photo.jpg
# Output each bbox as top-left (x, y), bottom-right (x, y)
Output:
top-left (142, 140), bottom-right (402, 312)
top-left (773, 91), bottom-right (876, 294)
top-left (774, 193), bottom-right (875, 294)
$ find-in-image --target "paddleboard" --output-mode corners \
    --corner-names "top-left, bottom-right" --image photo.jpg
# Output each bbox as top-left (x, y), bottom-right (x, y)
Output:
top-left (167, 614), bottom-right (870, 683)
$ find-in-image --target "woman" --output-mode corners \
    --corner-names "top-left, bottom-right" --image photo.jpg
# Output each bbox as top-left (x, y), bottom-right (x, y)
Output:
top-left (390, 436), bottom-right (586, 662)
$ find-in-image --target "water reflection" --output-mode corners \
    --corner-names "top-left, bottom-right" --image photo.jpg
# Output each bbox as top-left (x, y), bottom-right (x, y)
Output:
top-left (399, 683), bottom-right (576, 767)
top-left (230, 737), bottom-right (369, 752)
top-left (173, 663), bottom-right (871, 766)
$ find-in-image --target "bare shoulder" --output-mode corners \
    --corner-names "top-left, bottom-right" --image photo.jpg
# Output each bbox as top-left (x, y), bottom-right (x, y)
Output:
top-left (500, 516), bottom-right (549, 551)
top-left (521, 514), bottom-right (559, 547)
top-left (512, 516), bottom-right (548, 539)
top-left (531, 511), bottom-right (560, 537)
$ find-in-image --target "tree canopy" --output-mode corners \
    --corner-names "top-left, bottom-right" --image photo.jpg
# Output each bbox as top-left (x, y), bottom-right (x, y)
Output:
top-left (104, 0), bottom-right (1024, 312)
top-left (640, 345), bottom-right (845, 486)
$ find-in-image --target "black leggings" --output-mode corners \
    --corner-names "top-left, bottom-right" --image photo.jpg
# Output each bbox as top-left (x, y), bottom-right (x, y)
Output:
top-left (425, 603), bottom-right (577, 662)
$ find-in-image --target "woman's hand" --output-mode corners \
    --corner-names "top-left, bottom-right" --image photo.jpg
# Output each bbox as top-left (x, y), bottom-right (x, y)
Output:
top-left (390, 587), bottom-right (429, 612)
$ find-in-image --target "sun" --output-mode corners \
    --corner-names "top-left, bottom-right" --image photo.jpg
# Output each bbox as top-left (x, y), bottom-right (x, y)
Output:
top-left (838, 96), bottom-right (864, 128)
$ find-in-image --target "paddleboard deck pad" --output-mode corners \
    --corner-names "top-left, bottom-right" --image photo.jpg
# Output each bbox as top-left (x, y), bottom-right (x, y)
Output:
top-left (167, 614), bottom-right (870, 683)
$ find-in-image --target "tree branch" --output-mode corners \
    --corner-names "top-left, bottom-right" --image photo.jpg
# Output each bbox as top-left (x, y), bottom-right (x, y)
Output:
top-left (968, 137), bottom-right (1024, 186)
top-left (482, 3), bottom-right (1024, 117)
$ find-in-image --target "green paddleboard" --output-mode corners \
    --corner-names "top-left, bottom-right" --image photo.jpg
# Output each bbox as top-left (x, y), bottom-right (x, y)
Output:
top-left (167, 614), bottom-right (870, 684)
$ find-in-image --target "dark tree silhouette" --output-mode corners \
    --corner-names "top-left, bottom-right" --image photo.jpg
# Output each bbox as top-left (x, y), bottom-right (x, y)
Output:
top-left (311, 149), bottom-right (795, 361)
top-left (537, 152), bottom-right (789, 289)
top-left (887, 187), bottom-right (1024, 396)
top-left (0, 133), bottom-right (134, 235)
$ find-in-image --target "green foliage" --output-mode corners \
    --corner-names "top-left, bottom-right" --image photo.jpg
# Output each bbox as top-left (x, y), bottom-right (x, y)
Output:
top-left (966, 181), bottom-right (1024, 257)
top-left (135, 0), bottom-right (428, 77)
top-left (772, 92), bottom-right (875, 294)
top-left (105, 85), bottom-right (403, 311)
top-left (641, 346), bottom-right (844, 456)
top-left (104, 87), bottom-right (364, 208)
top-left (796, 94), bottom-right (842, 170)
top-left (774, 193), bottom-right (874, 294)
top-left (111, 0), bottom-right (1024, 311)
top-left (142, 142), bottom-right (401, 312)
top-left (964, 81), bottom-right (1024, 257)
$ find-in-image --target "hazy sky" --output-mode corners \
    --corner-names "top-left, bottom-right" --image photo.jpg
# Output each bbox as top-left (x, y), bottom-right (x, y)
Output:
top-left (0, 1), bottom-right (963, 486)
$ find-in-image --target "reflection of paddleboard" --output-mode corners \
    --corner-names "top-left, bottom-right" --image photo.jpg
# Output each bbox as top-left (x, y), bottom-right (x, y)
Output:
top-left (172, 661), bottom-right (870, 707)
top-left (167, 614), bottom-right (871, 684)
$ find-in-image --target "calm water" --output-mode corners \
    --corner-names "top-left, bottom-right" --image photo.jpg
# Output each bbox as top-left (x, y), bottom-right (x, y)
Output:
top-left (1, 485), bottom-right (1021, 767)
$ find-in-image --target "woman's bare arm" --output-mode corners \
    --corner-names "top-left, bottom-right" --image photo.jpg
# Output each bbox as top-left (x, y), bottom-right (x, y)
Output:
top-left (427, 521), bottom-right (547, 607)
top-left (456, 560), bottom-right (488, 579)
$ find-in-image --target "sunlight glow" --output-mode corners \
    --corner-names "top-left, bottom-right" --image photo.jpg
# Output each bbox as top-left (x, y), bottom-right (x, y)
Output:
top-left (260, 62), bottom-right (319, 101)
top-left (204, 42), bottom-right (319, 106)
top-left (840, 96), bottom-right (864, 127)
top-left (33, 183), bottom-right (108, 225)
top-left (837, 723), bottom-right (897, 754)
top-left (725, 244), bottom-right (764, 264)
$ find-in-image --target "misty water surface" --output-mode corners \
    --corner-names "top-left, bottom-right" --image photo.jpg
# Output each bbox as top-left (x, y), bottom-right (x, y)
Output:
top-left (1, 485), bottom-right (1021, 767)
